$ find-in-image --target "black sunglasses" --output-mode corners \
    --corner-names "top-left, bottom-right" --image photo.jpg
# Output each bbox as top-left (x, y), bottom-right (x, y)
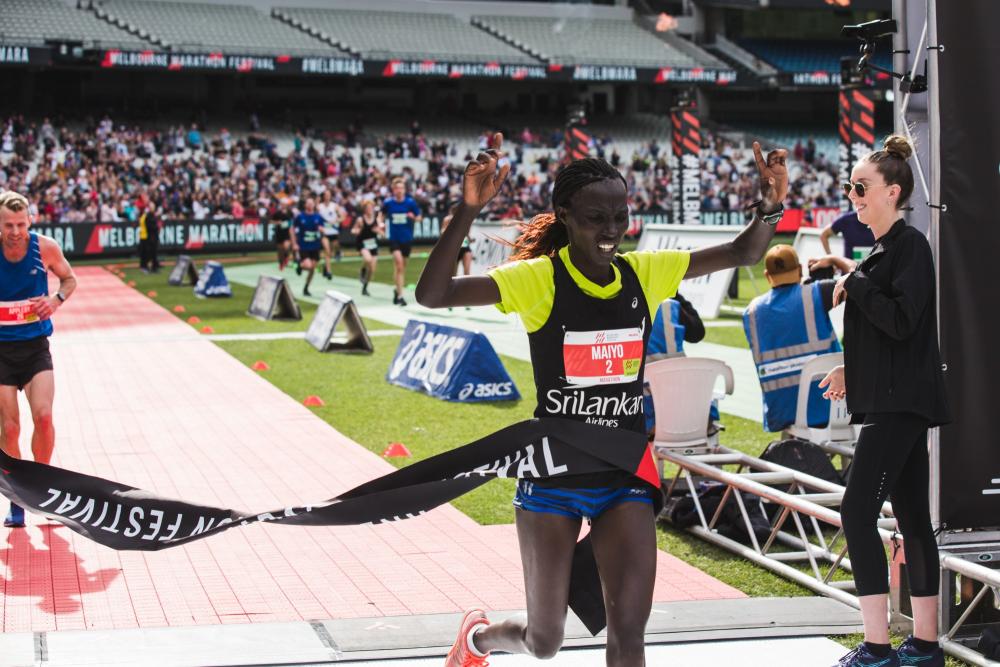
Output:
top-left (842, 181), bottom-right (886, 198)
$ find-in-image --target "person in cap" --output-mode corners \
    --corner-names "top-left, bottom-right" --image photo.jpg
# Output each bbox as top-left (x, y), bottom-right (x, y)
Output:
top-left (742, 244), bottom-right (843, 433)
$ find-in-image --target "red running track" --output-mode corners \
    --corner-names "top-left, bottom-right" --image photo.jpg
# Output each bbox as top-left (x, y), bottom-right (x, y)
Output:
top-left (0, 267), bottom-right (744, 632)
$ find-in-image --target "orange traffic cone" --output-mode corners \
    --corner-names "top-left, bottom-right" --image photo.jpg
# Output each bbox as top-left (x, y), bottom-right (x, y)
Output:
top-left (173, 305), bottom-right (186, 313)
top-left (147, 290), bottom-right (158, 298)
top-left (302, 395), bottom-right (325, 407)
top-left (382, 442), bottom-right (412, 458)
top-left (200, 326), bottom-right (214, 334)
top-left (127, 280), bottom-right (136, 287)
top-left (252, 361), bottom-right (270, 371)
top-left (187, 316), bottom-right (201, 324)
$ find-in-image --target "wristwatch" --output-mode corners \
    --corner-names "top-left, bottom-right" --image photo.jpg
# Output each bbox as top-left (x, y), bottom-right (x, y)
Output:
top-left (746, 200), bottom-right (784, 226)
top-left (55, 291), bottom-right (66, 303)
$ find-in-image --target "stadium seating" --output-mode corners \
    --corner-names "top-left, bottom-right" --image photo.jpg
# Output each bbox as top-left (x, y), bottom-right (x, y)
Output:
top-left (739, 39), bottom-right (892, 73)
top-left (471, 15), bottom-right (698, 68)
top-left (709, 35), bottom-right (779, 77)
top-left (274, 7), bottom-right (537, 63)
top-left (1, 0), bottom-right (151, 49)
top-left (92, 0), bottom-right (336, 56)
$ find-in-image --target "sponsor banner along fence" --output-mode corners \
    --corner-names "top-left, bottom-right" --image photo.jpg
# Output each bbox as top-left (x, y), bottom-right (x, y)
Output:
top-left (0, 44), bottom-right (52, 67)
top-left (34, 209), bottom-right (832, 259)
top-left (17, 47), bottom-right (736, 85)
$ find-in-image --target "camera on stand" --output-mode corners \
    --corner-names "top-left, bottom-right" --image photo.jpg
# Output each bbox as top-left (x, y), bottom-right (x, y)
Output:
top-left (841, 18), bottom-right (926, 95)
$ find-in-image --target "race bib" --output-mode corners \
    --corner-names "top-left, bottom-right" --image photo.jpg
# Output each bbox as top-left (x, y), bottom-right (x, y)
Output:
top-left (391, 213), bottom-right (409, 224)
top-left (0, 300), bottom-right (39, 326)
top-left (362, 238), bottom-right (378, 251)
top-left (563, 327), bottom-right (643, 386)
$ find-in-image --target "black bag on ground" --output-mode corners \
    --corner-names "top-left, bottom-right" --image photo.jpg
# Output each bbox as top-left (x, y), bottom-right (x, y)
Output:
top-left (979, 626), bottom-right (1000, 659)
top-left (759, 438), bottom-right (844, 520)
top-left (660, 481), bottom-right (772, 546)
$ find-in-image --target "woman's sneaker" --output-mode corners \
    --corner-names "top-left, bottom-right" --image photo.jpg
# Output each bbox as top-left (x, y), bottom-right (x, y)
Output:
top-left (897, 636), bottom-right (944, 666)
top-left (444, 609), bottom-right (490, 666)
top-left (834, 644), bottom-right (900, 667)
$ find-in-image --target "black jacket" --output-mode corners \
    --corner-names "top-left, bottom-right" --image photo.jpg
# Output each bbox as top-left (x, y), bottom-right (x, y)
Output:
top-left (843, 220), bottom-right (950, 426)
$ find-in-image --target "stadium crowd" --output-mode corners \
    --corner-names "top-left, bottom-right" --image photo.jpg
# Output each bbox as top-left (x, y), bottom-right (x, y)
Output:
top-left (0, 114), bottom-right (840, 228)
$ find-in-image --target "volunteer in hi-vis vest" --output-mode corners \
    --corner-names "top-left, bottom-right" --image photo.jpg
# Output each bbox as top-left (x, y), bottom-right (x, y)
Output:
top-left (0, 191), bottom-right (77, 528)
top-left (743, 244), bottom-right (841, 432)
top-left (416, 133), bottom-right (788, 666)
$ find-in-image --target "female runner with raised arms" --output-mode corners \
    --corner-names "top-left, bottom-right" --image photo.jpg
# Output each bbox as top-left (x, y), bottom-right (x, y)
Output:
top-left (417, 134), bottom-right (787, 667)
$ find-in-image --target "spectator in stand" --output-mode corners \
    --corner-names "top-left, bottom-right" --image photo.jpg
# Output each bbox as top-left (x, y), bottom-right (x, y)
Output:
top-left (186, 124), bottom-right (202, 151)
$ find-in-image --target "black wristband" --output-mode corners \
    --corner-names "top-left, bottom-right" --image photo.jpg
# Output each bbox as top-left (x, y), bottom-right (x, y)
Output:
top-left (745, 200), bottom-right (784, 226)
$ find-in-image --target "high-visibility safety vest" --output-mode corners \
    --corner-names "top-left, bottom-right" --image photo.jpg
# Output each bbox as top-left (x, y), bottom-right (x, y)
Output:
top-left (644, 298), bottom-right (688, 435)
top-left (743, 282), bottom-right (841, 432)
top-left (646, 298), bottom-right (685, 363)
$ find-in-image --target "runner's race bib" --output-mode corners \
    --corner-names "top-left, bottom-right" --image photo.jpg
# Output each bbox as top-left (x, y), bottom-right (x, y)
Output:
top-left (362, 238), bottom-right (378, 251)
top-left (0, 300), bottom-right (39, 326)
top-left (563, 327), bottom-right (643, 386)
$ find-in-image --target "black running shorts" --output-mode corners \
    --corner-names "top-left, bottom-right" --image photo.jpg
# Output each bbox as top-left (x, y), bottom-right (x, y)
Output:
top-left (389, 241), bottom-right (412, 258)
top-left (0, 337), bottom-right (53, 390)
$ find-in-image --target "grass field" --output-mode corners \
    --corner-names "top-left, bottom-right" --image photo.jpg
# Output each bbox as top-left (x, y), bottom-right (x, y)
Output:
top-left (109, 243), bottom-right (968, 665)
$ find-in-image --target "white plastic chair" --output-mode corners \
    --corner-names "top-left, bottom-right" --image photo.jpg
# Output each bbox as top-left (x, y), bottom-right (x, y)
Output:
top-left (646, 357), bottom-right (734, 475)
top-left (786, 352), bottom-right (860, 446)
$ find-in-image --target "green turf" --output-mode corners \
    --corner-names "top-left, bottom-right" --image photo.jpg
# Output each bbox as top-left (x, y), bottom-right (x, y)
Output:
top-left (702, 323), bottom-right (751, 349)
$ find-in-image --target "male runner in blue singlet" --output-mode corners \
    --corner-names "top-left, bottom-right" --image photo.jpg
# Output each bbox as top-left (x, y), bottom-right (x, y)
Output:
top-left (0, 191), bottom-right (77, 528)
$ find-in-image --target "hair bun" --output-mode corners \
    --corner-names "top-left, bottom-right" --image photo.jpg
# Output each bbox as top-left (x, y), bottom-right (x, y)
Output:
top-left (883, 134), bottom-right (913, 160)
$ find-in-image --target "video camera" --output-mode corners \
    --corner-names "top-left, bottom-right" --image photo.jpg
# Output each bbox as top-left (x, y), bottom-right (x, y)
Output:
top-left (841, 18), bottom-right (897, 43)
top-left (841, 17), bottom-right (927, 94)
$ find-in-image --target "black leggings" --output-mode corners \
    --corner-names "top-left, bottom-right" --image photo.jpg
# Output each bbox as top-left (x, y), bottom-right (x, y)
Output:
top-left (841, 411), bottom-right (939, 597)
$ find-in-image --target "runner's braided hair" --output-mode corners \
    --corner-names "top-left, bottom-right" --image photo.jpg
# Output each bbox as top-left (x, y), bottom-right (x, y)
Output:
top-left (510, 158), bottom-right (627, 261)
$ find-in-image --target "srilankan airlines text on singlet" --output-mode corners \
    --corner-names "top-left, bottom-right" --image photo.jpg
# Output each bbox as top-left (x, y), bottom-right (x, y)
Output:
top-left (0, 232), bottom-right (52, 340)
top-left (526, 254), bottom-right (650, 488)
top-left (529, 254), bottom-right (649, 433)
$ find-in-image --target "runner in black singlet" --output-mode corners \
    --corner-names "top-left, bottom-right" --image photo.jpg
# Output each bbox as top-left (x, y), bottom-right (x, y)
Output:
top-left (417, 134), bottom-right (788, 666)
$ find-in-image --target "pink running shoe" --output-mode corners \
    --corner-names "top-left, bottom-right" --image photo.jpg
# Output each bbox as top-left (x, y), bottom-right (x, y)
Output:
top-left (444, 609), bottom-right (490, 666)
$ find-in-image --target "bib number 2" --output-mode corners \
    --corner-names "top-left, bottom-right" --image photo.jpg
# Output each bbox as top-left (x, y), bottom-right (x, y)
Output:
top-left (563, 327), bottom-right (643, 386)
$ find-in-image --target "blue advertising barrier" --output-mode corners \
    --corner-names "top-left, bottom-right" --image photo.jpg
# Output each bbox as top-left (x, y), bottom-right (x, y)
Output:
top-left (193, 261), bottom-right (232, 298)
top-left (386, 320), bottom-right (520, 402)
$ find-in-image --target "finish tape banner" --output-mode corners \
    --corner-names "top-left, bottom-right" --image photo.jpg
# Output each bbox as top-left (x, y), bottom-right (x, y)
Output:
top-left (0, 418), bottom-right (659, 634)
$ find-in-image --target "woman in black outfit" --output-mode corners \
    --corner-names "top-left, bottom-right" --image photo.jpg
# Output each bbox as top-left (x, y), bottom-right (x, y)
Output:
top-left (821, 135), bottom-right (950, 667)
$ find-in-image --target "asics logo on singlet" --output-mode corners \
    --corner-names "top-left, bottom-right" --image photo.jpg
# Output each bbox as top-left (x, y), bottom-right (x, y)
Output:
top-left (458, 382), bottom-right (514, 400)
top-left (631, 297), bottom-right (638, 309)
